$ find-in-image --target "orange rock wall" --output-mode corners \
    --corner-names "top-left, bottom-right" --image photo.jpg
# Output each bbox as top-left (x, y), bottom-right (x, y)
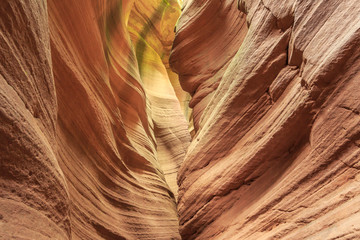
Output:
top-left (171, 0), bottom-right (360, 239)
top-left (1, 0), bottom-right (360, 239)
top-left (0, 0), bottom-right (189, 239)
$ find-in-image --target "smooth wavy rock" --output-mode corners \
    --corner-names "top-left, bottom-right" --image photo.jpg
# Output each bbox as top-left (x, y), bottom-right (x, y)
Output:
top-left (0, 0), bottom-right (189, 239)
top-left (171, 0), bottom-right (360, 239)
top-left (127, 0), bottom-right (191, 197)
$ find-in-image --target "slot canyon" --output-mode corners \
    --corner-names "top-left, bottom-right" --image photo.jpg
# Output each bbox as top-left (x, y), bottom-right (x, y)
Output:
top-left (0, 0), bottom-right (359, 239)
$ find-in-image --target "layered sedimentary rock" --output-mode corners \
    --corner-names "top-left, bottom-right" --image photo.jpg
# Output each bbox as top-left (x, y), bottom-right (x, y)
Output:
top-left (0, 0), bottom-right (189, 239)
top-left (127, 0), bottom-right (191, 196)
top-left (171, 0), bottom-right (360, 239)
top-left (1, 0), bottom-right (360, 239)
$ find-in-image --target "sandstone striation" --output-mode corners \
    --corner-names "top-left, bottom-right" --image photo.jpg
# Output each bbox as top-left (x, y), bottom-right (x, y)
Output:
top-left (171, 0), bottom-right (360, 239)
top-left (0, 0), bottom-right (189, 239)
top-left (1, 0), bottom-right (360, 239)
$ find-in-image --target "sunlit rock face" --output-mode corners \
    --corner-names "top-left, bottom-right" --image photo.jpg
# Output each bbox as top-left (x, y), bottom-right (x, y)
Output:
top-left (0, 0), bottom-right (189, 239)
top-left (127, 0), bottom-right (191, 197)
top-left (171, 0), bottom-right (360, 239)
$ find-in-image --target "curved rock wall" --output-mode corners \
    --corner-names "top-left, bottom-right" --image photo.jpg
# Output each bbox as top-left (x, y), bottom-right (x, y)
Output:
top-left (127, 0), bottom-right (191, 197)
top-left (0, 0), bottom-right (189, 239)
top-left (0, 1), bottom-right (69, 239)
top-left (170, 0), bottom-right (248, 131)
top-left (1, 0), bottom-right (359, 239)
top-left (171, 0), bottom-right (360, 239)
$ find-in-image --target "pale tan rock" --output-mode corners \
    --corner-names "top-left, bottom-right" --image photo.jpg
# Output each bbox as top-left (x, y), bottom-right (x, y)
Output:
top-left (170, 0), bottom-right (248, 131)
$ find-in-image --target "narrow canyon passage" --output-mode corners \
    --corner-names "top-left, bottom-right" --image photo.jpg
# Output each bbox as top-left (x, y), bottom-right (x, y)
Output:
top-left (1, 0), bottom-right (360, 240)
top-left (1, 0), bottom-right (189, 239)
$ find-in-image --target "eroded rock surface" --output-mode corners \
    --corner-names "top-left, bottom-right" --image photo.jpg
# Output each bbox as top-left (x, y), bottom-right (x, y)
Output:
top-left (1, 0), bottom-right (360, 239)
top-left (0, 0), bottom-right (189, 239)
top-left (171, 0), bottom-right (360, 239)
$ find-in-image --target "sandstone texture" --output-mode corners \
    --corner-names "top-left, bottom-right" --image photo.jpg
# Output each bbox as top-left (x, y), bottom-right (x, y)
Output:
top-left (1, 0), bottom-right (360, 239)
top-left (0, 0), bottom-right (189, 239)
top-left (171, 0), bottom-right (360, 239)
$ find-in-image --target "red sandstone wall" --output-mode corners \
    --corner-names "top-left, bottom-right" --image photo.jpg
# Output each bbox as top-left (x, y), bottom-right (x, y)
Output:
top-left (0, 0), bottom-right (189, 239)
top-left (171, 0), bottom-right (360, 239)
top-left (1, 0), bottom-right (359, 239)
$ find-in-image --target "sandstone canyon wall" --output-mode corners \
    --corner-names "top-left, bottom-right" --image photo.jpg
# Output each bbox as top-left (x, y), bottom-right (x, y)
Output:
top-left (0, 0), bottom-right (190, 239)
top-left (0, 0), bottom-right (360, 240)
top-left (170, 0), bottom-right (360, 239)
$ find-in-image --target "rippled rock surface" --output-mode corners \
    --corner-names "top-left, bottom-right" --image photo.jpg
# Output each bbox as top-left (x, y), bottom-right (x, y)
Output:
top-left (0, 0), bottom-right (189, 239)
top-left (1, 0), bottom-right (360, 239)
top-left (171, 0), bottom-right (360, 239)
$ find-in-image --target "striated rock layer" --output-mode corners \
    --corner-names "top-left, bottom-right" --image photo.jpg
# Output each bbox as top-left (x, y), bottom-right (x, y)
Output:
top-left (171, 0), bottom-right (360, 239)
top-left (0, 0), bottom-right (189, 239)
top-left (1, 0), bottom-right (360, 239)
